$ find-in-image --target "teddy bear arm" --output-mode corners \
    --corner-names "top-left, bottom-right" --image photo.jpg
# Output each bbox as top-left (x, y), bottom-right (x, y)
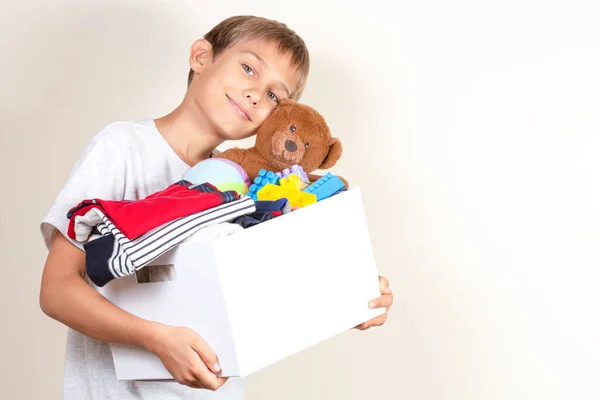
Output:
top-left (243, 155), bottom-right (275, 180)
top-left (218, 148), bottom-right (246, 165)
top-left (308, 173), bottom-right (349, 189)
top-left (307, 173), bottom-right (323, 182)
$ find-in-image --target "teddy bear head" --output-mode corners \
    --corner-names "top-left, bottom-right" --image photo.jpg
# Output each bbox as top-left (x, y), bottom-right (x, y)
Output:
top-left (254, 99), bottom-right (342, 173)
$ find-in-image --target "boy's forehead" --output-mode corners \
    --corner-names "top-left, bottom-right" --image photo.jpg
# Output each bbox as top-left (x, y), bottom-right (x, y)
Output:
top-left (230, 37), bottom-right (279, 52)
top-left (228, 38), bottom-right (292, 63)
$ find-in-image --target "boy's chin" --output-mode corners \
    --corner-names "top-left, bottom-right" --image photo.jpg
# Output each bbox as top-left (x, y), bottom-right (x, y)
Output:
top-left (218, 128), bottom-right (256, 142)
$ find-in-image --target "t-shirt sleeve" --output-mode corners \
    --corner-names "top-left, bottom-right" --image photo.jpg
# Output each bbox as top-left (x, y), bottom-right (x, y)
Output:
top-left (40, 125), bottom-right (127, 251)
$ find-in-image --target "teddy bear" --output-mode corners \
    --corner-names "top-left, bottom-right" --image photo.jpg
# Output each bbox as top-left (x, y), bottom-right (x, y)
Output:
top-left (218, 99), bottom-right (347, 187)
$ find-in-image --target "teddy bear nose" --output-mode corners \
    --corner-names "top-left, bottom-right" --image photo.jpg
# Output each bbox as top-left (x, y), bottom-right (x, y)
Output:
top-left (285, 140), bottom-right (298, 152)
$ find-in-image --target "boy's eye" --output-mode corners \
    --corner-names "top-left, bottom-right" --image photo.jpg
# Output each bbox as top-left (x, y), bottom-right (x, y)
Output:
top-left (267, 91), bottom-right (278, 103)
top-left (242, 64), bottom-right (254, 75)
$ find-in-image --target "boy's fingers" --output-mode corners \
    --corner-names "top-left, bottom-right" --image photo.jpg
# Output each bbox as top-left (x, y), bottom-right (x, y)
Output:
top-left (383, 294), bottom-right (393, 309)
top-left (191, 336), bottom-right (221, 374)
top-left (355, 322), bottom-right (369, 330)
top-left (188, 336), bottom-right (229, 390)
top-left (371, 313), bottom-right (388, 326)
top-left (179, 370), bottom-right (205, 389)
top-left (189, 362), bottom-right (221, 391)
top-left (356, 310), bottom-right (389, 330)
top-left (363, 313), bottom-right (387, 329)
top-left (186, 381), bottom-right (203, 389)
top-left (379, 276), bottom-right (390, 292)
top-left (216, 377), bottom-right (230, 387)
top-left (369, 294), bottom-right (393, 309)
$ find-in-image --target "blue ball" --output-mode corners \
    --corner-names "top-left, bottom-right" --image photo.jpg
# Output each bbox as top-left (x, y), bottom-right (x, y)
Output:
top-left (184, 158), bottom-right (251, 195)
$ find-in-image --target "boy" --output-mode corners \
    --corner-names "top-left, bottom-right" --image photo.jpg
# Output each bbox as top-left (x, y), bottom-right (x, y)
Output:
top-left (39, 15), bottom-right (393, 399)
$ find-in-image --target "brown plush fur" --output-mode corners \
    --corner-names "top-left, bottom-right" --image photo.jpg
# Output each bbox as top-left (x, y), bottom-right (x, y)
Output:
top-left (219, 99), bottom-right (347, 186)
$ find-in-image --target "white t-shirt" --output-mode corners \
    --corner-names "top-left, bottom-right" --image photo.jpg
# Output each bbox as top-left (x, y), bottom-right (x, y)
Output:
top-left (40, 119), bottom-right (248, 399)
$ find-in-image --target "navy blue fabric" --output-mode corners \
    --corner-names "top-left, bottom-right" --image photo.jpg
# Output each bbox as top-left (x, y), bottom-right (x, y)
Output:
top-left (231, 210), bottom-right (276, 228)
top-left (84, 234), bottom-right (116, 287)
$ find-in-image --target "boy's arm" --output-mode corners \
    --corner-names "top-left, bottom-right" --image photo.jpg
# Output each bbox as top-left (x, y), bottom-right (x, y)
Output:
top-left (40, 231), bottom-right (228, 391)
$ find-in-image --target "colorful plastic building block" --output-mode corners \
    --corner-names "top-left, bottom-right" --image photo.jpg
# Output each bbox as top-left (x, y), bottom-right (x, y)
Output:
top-left (247, 169), bottom-right (280, 201)
top-left (257, 174), bottom-right (316, 208)
top-left (281, 174), bottom-right (308, 193)
top-left (276, 164), bottom-right (309, 184)
top-left (281, 173), bottom-right (308, 190)
top-left (303, 173), bottom-right (345, 201)
top-left (290, 191), bottom-right (317, 208)
top-left (256, 183), bottom-right (283, 201)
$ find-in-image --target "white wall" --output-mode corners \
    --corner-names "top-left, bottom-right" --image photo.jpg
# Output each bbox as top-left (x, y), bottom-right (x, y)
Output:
top-left (1, 0), bottom-right (598, 398)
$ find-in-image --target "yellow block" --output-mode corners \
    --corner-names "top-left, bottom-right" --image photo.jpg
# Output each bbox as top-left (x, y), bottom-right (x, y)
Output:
top-left (280, 174), bottom-right (309, 190)
top-left (289, 192), bottom-right (317, 208)
top-left (257, 176), bottom-right (317, 208)
top-left (257, 183), bottom-right (284, 201)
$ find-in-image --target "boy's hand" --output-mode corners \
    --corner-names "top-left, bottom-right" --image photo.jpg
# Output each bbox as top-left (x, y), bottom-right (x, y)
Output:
top-left (40, 232), bottom-right (226, 390)
top-left (355, 275), bottom-right (393, 330)
top-left (147, 324), bottom-right (228, 390)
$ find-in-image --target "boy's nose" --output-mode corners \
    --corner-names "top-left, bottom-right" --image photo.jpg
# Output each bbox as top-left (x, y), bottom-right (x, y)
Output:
top-left (285, 140), bottom-right (298, 152)
top-left (246, 94), bottom-right (258, 106)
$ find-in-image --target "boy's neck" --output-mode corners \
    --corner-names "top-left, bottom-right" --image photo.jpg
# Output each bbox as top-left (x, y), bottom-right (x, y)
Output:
top-left (154, 104), bottom-right (223, 167)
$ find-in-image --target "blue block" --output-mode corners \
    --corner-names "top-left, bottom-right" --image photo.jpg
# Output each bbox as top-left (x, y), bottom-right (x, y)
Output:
top-left (246, 185), bottom-right (259, 201)
top-left (247, 169), bottom-right (280, 201)
top-left (303, 173), bottom-right (345, 201)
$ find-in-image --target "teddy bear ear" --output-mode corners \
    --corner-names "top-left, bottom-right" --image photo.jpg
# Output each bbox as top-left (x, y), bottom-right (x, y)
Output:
top-left (319, 138), bottom-right (343, 170)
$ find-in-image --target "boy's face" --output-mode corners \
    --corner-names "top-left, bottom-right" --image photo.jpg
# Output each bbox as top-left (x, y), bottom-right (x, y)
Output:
top-left (188, 38), bottom-right (300, 141)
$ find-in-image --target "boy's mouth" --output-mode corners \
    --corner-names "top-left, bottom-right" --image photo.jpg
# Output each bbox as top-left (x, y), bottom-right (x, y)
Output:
top-left (226, 96), bottom-right (251, 121)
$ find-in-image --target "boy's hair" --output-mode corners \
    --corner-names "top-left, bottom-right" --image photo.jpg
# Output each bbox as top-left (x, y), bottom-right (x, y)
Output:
top-left (188, 15), bottom-right (310, 100)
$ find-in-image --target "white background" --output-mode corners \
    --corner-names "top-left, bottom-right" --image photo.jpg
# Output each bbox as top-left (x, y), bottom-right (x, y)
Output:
top-left (1, 0), bottom-right (599, 398)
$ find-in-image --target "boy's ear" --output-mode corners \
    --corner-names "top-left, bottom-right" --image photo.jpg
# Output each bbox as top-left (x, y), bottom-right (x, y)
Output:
top-left (319, 138), bottom-right (343, 170)
top-left (189, 39), bottom-right (213, 73)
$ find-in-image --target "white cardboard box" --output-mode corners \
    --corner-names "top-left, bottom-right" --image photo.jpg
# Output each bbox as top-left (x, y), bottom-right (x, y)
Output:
top-left (98, 187), bottom-right (384, 380)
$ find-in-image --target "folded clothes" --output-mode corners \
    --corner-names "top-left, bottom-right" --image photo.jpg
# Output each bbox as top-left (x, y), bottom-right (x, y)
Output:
top-left (231, 212), bottom-right (276, 228)
top-left (68, 183), bottom-right (297, 287)
top-left (230, 199), bottom-right (291, 228)
top-left (82, 196), bottom-right (255, 287)
top-left (67, 180), bottom-right (239, 241)
top-left (255, 199), bottom-right (291, 215)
